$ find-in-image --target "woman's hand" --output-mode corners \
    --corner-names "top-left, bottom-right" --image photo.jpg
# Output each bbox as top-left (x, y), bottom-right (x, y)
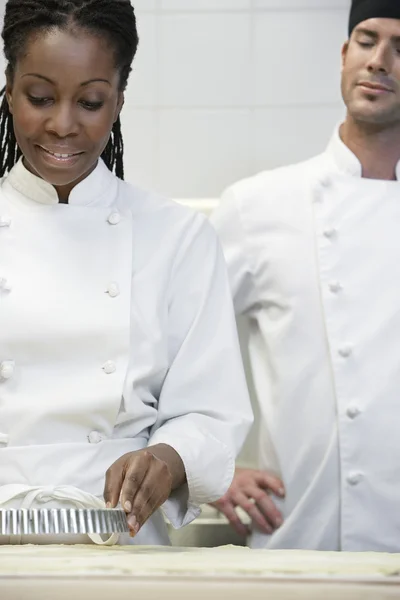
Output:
top-left (104, 444), bottom-right (186, 536)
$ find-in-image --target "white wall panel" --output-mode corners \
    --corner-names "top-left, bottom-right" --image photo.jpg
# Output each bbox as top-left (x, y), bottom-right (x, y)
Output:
top-left (158, 14), bottom-right (252, 107)
top-left (158, 109), bottom-right (251, 197)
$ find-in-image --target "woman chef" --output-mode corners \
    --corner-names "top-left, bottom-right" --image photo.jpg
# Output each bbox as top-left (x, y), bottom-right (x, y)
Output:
top-left (0, 0), bottom-right (252, 545)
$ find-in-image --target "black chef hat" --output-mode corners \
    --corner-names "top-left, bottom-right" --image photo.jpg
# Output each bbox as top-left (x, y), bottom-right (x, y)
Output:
top-left (349, 0), bottom-right (400, 37)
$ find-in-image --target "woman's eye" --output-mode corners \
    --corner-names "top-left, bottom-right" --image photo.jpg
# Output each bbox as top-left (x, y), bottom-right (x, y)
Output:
top-left (80, 100), bottom-right (104, 111)
top-left (28, 95), bottom-right (52, 106)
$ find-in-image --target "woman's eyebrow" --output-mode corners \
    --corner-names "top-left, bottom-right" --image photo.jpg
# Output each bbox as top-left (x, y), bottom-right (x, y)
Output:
top-left (22, 73), bottom-right (54, 83)
top-left (21, 73), bottom-right (111, 86)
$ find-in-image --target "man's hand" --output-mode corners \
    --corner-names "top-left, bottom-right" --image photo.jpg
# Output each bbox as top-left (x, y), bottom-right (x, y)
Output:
top-left (211, 467), bottom-right (285, 536)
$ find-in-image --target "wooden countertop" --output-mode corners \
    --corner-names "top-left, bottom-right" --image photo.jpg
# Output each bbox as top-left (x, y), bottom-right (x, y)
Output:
top-left (1, 544), bottom-right (400, 600)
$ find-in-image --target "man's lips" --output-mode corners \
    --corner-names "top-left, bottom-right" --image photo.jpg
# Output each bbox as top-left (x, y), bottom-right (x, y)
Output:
top-left (357, 81), bottom-right (394, 93)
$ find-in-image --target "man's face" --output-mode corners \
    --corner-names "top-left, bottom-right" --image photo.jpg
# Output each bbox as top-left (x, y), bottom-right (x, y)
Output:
top-left (341, 18), bottom-right (400, 126)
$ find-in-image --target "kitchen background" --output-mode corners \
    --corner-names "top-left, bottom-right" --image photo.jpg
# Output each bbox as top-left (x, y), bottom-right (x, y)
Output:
top-left (0, 0), bottom-right (350, 543)
top-left (120, 0), bottom-right (348, 198)
top-left (0, 0), bottom-right (350, 198)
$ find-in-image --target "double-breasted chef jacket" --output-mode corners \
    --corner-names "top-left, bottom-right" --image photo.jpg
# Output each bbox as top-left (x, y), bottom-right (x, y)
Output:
top-left (212, 125), bottom-right (400, 552)
top-left (0, 157), bottom-right (253, 545)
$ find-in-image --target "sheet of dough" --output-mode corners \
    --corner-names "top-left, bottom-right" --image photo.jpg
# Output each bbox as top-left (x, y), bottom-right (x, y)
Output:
top-left (1, 544), bottom-right (400, 578)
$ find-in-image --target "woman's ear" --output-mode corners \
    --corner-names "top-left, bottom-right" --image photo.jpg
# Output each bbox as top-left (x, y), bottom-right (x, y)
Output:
top-left (6, 74), bottom-right (13, 114)
top-left (114, 92), bottom-right (124, 123)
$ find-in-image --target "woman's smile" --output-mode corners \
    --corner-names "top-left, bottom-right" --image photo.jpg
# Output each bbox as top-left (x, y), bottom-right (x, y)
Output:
top-left (36, 144), bottom-right (85, 168)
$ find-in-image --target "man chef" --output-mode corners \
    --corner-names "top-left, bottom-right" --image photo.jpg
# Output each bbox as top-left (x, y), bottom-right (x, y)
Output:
top-left (211, 0), bottom-right (400, 552)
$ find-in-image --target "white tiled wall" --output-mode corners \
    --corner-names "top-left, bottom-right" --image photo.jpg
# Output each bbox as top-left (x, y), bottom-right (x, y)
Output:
top-left (125, 0), bottom-right (350, 197)
top-left (0, 0), bottom-right (350, 197)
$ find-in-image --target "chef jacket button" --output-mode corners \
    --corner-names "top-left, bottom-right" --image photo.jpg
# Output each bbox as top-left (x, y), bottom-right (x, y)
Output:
top-left (347, 405), bottom-right (361, 419)
top-left (313, 192), bottom-right (323, 204)
top-left (324, 228), bottom-right (337, 239)
top-left (0, 216), bottom-right (11, 228)
top-left (0, 360), bottom-right (15, 380)
top-left (347, 472), bottom-right (363, 486)
top-left (329, 282), bottom-right (343, 294)
top-left (108, 212), bottom-right (121, 226)
top-left (0, 278), bottom-right (11, 292)
top-left (88, 431), bottom-right (103, 444)
top-left (320, 177), bottom-right (330, 188)
top-left (0, 433), bottom-right (9, 446)
top-left (106, 282), bottom-right (120, 298)
top-left (102, 360), bottom-right (116, 375)
top-left (338, 346), bottom-right (352, 358)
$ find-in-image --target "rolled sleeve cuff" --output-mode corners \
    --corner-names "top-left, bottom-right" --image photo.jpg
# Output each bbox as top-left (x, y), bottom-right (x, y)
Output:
top-left (148, 423), bottom-right (235, 529)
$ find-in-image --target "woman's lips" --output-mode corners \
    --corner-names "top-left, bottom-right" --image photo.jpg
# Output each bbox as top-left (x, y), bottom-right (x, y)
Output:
top-left (36, 145), bottom-right (84, 166)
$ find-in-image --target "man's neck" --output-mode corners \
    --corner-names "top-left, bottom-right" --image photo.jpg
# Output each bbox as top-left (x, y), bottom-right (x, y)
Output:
top-left (340, 116), bottom-right (400, 181)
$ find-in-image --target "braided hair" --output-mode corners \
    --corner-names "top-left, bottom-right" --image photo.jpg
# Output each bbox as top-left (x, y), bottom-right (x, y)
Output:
top-left (0, 0), bottom-right (139, 179)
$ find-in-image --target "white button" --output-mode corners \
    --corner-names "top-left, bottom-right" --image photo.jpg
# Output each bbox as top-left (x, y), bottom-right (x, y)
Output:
top-left (106, 282), bottom-right (120, 298)
top-left (347, 405), bottom-right (361, 419)
top-left (320, 177), bottom-right (330, 188)
top-left (339, 346), bottom-right (352, 358)
top-left (0, 433), bottom-right (9, 446)
top-left (329, 282), bottom-right (343, 294)
top-left (0, 217), bottom-right (11, 228)
top-left (313, 192), bottom-right (323, 204)
top-left (88, 431), bottom-right (103, 444)
top-left (102, 360), bottom-right (116, 375)
top-left (347, 472), bottom-right (363, 486)
top-left (0, 278), bottom-right (11, 292)
top-left (314, 178), bottom-right (330, 204)
top-left (0, 361), bottom-right (15, 380)
top-left (324, 228), bottom-right (337, 239)
top-left (108, 212), bottom-right (121, 225)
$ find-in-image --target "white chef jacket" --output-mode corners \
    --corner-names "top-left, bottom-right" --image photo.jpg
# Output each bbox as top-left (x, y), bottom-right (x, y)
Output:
top-left (0, 158), bottom-right (253, 545)
top-left (212, 125), bottom-right (400, 552)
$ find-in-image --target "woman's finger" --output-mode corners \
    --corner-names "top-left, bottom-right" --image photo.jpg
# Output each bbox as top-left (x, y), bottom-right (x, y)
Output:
top-left (131, 483), bottom-right (165, 534)
top-left (120, 454), bottom-right (148, 515)
top-left (104, 459), bottom-right (126, 508)
top-left (125, 457), bottom-right (172, 534)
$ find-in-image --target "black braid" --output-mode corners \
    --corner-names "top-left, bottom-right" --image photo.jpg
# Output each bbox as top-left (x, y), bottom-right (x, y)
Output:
top-left (0, 0), bottom-right (139, 178)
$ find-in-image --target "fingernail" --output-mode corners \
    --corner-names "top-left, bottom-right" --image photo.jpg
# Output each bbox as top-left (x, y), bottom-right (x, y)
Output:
top-left (106, 502), bottom-right (112, 509)
top-left (134, 523), bottom-right (140, 534)
top-left (124, 501), bottom-right (132, 512)
top-left (128, 515), bottom-right (137, 529)
top-left (275, 517), bottom-right (283, 528)
top-left (278, 488), bottom-right (285, 497)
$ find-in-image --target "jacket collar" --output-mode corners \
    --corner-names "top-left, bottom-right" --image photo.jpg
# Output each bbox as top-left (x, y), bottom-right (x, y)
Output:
top-left (3, 158), bottom-right (118, 208)
top-left (326, 124), bottom-right (400, 180)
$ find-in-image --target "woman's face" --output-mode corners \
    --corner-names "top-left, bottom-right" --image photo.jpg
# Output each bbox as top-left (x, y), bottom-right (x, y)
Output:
top-left (6, 27), bottom-right (124, 199)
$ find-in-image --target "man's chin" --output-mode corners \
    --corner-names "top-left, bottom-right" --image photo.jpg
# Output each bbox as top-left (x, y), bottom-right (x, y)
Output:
top-left (349, 103), bottom-right (400, 127)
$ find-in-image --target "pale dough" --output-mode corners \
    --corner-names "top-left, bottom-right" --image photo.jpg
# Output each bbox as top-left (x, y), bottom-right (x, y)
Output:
top-left (0, 545), bottom-right (400, 579)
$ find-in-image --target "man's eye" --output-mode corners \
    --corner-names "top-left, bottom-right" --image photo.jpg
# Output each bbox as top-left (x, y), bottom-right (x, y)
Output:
top-left (358, 41), bottom-right (373, 48)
